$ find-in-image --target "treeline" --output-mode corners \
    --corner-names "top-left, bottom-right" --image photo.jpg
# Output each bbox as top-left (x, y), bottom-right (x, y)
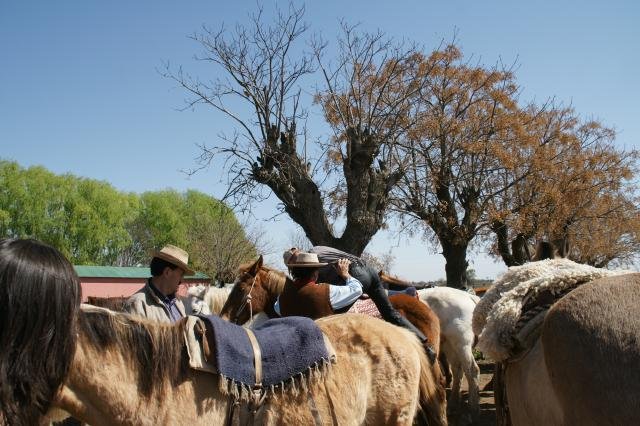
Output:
top-left (0, 160), bottom-right (257, 282)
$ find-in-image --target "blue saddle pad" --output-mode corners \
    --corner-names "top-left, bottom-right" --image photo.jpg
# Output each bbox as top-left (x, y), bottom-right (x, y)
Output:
top-left (388, 286), bottom-right (418, 297)
top-left (199, 315), bottom-right (330, 388)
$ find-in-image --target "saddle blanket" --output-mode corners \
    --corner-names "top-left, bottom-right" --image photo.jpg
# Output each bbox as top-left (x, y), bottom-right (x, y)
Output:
top-left (184, 314), bottom-right (336, 390)
top-left (347, 287), bottom-right (418, 318)
top-left (347, 298), bottom-right (382, 318)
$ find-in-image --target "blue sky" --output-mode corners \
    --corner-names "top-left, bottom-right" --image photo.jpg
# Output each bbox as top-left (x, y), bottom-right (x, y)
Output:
top-left (2, 1), bottom-right (638, 280)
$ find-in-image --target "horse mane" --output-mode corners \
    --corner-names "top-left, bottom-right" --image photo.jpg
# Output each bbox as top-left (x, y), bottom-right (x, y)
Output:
top-left (86, 296), bottom-right (127, 311)
top-left (78, 306), bottom-right (188, 397)
top-left (261, 266), bottom-right (288, 296)
top-left (237, 261), bottom-right (288, 296)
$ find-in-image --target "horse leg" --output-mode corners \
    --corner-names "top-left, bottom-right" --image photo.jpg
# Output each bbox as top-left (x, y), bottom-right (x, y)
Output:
top-left (461, 345), bottom-right (480, 416)
top-left (449, 359), bottom-right (463, 410)
top-left (439, 351), bottom-right (452, 387)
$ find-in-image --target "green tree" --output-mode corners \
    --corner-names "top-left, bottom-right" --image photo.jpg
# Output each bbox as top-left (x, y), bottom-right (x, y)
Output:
top-left (0, 160), bottom-right (138, 264)
top-left (133, 189), bottom-right (260, 280)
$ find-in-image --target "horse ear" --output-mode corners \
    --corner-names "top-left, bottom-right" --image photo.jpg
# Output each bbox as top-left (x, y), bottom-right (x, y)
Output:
top-left (249, 255), bottom-right (263, 276)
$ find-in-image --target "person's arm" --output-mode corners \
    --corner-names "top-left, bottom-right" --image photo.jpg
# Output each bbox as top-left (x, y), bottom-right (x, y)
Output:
top-left (328, 258), bottom-right (363, 309)
top-left (329, 276), bottom-right (363, 309)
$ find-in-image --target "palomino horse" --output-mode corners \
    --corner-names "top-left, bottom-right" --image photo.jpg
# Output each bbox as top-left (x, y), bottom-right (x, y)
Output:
top-left (44, 305), bottom-right (444, 426)
top-left (218, 256), bottom-right (447, 424)
top-left (183, 284), bottom-right (232, 315)
top-left (473, 259), bottom-right (640, 426)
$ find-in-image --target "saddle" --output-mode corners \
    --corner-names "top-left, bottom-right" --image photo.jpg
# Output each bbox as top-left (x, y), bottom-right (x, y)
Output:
top-left (475, 259), bottom-right (631, 362)
top-left (183, 315), bottom-right (336, 399)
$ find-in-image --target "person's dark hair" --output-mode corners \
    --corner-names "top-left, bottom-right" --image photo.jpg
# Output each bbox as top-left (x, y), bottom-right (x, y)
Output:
top-left (0, 238), bottom-right (81, 425)
top-left (150, 257), bottom-right (179, 277)
top-left (289, 267), bottom-right (319, 281)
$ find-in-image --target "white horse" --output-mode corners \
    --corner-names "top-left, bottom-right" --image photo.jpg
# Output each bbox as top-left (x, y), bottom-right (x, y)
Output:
top-left (182, 284), bottom-right (273, 329)
top-left (418, 287), bottom-right (480, 415)
top-left (183, 284), bottom-right (232, 315)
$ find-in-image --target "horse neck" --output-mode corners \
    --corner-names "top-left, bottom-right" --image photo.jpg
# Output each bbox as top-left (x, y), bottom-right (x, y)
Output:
top-left (257, 268), bottom-right (288, 317)
top-left (380, 272), bottom-right (413, 287)
top-left (260, 268), bottom-right (287, 298)
top-left (56, 310), bottom-right (226, 424)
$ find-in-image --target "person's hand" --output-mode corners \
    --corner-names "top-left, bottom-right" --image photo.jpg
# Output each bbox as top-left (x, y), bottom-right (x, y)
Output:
top-left (335, 258), bottom-right (351, 279)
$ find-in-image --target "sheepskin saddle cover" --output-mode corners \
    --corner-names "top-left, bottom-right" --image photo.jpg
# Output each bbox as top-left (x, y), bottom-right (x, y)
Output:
top-left (183, 314), bottom-right (336, 399)
top-left (473, 259), bottom-right (630, 361)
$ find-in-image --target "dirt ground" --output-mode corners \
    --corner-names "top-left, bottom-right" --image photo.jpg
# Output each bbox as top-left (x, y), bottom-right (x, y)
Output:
top-left (447, 359), bottom-right (496, 426)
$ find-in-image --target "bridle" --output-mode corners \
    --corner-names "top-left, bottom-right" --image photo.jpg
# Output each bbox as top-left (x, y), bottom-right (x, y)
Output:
top-left (232, 273), bottom-right (258, 325)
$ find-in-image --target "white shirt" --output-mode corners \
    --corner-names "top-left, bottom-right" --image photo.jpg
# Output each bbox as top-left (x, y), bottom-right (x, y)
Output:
top-left (274, 275), bottom-right (363, 316)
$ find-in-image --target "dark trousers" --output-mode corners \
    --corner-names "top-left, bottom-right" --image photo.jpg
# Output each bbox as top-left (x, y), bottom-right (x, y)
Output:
top-left (349, 264), bottom-right (428, 344)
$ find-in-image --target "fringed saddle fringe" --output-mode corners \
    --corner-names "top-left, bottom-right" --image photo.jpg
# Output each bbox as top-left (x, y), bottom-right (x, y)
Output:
top-left (217, 358), bottom-right (335, 402)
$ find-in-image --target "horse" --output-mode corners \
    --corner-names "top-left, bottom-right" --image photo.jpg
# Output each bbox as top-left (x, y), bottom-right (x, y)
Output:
top-left (86, 295), bottom-right (128, 311)
top-left (183, 284), bottom-right (231, 315)
top-left (220, 257), bottom-right (442, 354)
top-left (473, 258), bottom-right (640, 426)
top-left (218, 256), bottom-right (447, 422)
top-left (42, 304), bottom-right (445, 425)
top-left (380, 272), bottom-right (481, 416)
top-left (417, 287), bottom-right (480, 416)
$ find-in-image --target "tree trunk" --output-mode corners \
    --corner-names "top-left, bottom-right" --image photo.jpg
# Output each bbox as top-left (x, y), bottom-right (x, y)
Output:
top-left (441, 241), bottom-right (469, 289)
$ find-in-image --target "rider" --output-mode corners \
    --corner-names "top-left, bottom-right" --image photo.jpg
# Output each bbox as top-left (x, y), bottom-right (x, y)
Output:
top-left (282, 247), bottom-right (435, 361)
top-left (275, 253), bottom-right (363, 318)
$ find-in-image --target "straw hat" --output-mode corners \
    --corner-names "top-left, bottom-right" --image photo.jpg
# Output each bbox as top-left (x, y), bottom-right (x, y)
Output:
top-left (151, 244), bottom-right (195, 275)
top-left (285, 252), bottom-right (328, 268)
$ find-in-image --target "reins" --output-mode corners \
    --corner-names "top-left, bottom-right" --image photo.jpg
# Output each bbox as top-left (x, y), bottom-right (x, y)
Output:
top-left (233, 274), bottom-right (258, 324)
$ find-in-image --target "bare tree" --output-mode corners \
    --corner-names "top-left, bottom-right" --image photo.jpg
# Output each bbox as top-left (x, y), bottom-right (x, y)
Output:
top-left (187, 213), bottom-right (272, 284)
top-left (163, 5), bottom-right (424, 255)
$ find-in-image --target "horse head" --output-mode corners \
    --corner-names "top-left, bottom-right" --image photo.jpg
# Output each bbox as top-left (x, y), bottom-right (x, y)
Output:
top-left (220, 255), bottom-right (269, 324)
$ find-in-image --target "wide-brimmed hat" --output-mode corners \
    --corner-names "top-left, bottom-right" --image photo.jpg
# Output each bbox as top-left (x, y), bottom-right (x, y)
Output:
top-left (285, 252), bottom-right (328, 268)
top-left (151, 244), bottom-right (195, 275)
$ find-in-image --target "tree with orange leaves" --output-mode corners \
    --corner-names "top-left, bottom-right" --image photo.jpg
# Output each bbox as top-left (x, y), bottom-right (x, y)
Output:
top-left (489, 112), bottom-right (639, 268)
top-left (164, 5), bottom-right (639, 287)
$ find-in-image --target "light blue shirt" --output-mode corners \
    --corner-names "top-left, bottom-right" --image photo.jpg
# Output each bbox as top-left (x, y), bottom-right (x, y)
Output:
top-left (274, 276), bottom-right (363, 316)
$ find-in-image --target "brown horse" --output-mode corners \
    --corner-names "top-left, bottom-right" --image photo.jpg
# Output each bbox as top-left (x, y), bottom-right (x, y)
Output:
top-left (44, 305), bottom-right (445, 425)
top-left (474, 258), bottom-right (640, 426)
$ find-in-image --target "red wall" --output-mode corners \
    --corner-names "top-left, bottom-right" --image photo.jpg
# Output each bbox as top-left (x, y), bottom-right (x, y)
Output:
top-left (80, 278), bottom-right (211, 301)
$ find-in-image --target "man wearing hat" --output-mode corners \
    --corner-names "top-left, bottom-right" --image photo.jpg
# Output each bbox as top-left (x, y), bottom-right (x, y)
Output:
top-left (124, 244), bottom-right (194, 323)
top-left (275, 253), bottom-right (364, 319)
top-left (282, 246), bottom-right (432, 354)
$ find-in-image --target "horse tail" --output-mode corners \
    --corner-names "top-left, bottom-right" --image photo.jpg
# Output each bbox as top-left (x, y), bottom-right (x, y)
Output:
top-left (415, 337), bottom-right (448, 426)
